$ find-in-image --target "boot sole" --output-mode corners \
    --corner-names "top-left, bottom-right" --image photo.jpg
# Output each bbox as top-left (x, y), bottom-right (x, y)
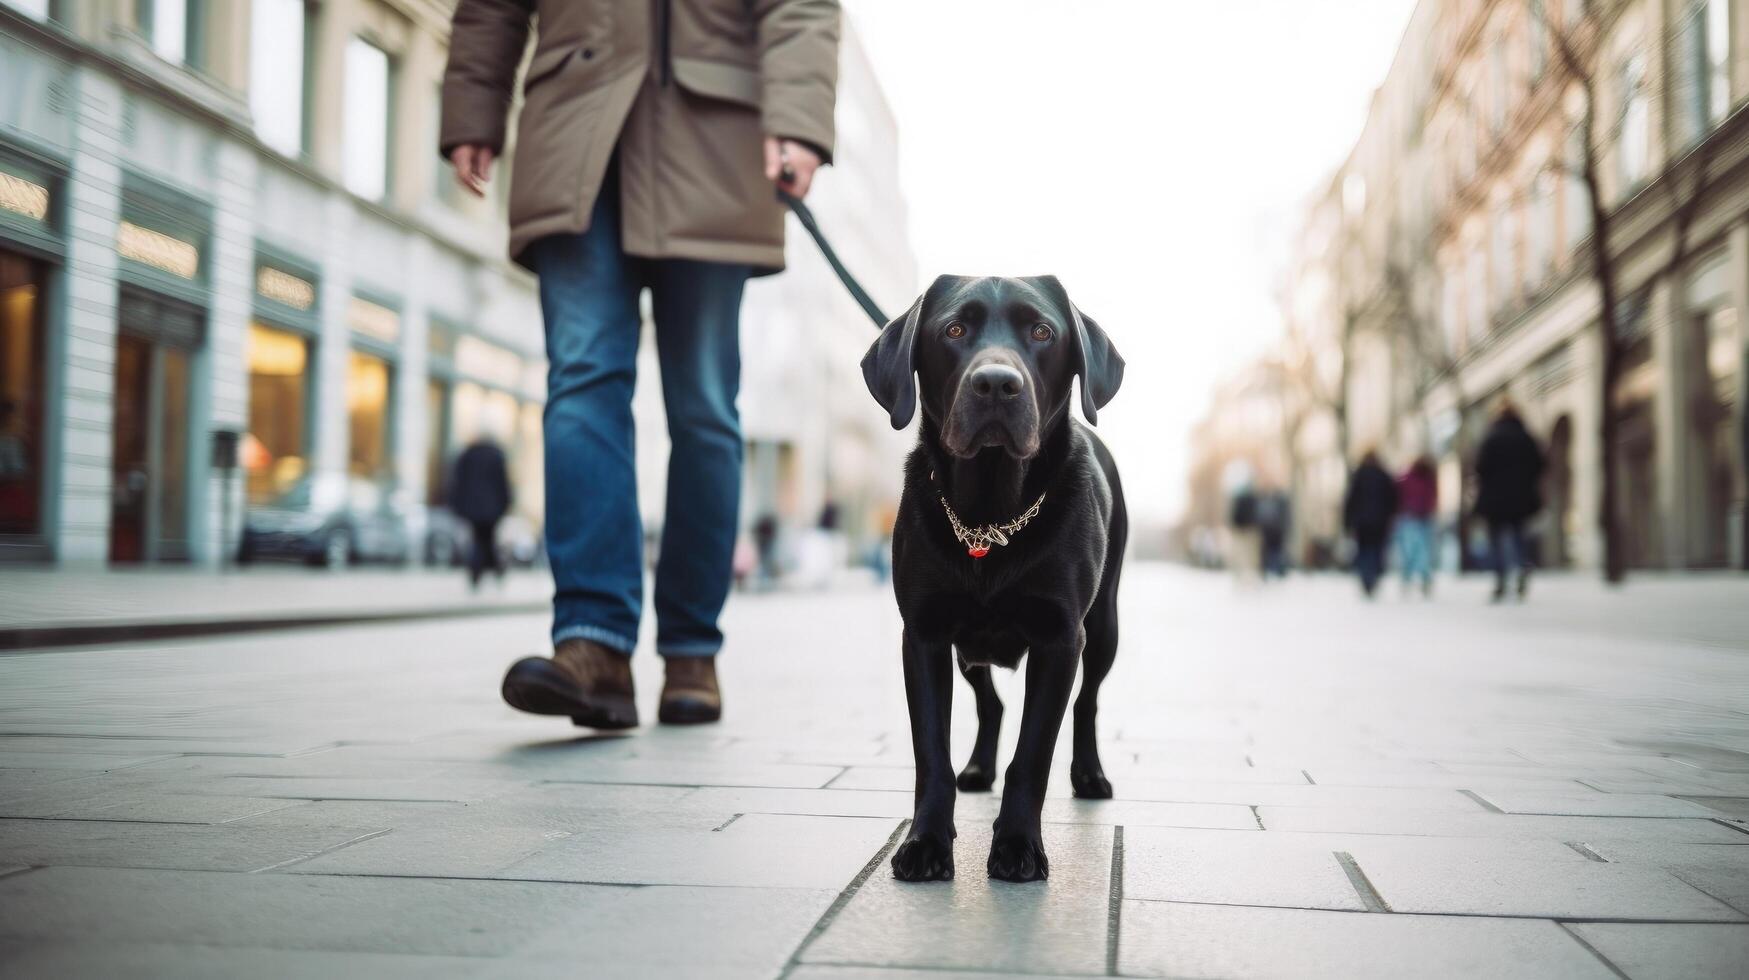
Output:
top-left (657, 698), bottom-right (721, 725)
top-left (501, 669), bottom-right (638, 730)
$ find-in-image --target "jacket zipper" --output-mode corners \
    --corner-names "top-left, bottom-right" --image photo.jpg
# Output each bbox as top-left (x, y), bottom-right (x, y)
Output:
top-left (658, 0), bottom-right (674, 86)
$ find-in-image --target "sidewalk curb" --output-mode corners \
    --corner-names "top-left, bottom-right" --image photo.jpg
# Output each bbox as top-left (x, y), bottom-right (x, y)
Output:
top-left (0, 601), bottom-right (548, 652)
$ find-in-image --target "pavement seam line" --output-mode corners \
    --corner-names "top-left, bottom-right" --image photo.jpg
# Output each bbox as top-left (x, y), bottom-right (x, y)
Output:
top-left (1711, 817), bottom-right (1749, 837)
top-left (1458, 789), bottom-right (1505, 813)
top-left (1555, 922), bottom-right (1632, 979)
top-left (1333, 851), bottom-right (1390, 913)
top-left (1247, 805), bottom-right (1264, 830)
top-left (1105, 825), bottom-right (1125, 976)
top-left (1300, 769), bottom-right (1315, 785)
top-left (248, 828), bottom-right (393, 874)
top-left (778, 817), bottom-right (908, 979)
top-left (712, 812), bottom-right (743, 832)
top-left (1564, 841), bottom-right (1609, 862)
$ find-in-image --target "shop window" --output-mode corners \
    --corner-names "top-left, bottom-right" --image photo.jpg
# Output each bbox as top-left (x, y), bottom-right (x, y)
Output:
top-left (0, 250), bottom-right (46, 537)
top-left (425, 377), bottom-right (450, 507)
top-left (142, 0), bottom-right (203, 68)
top-left (245, 323), bottom-right (310, 504)
top-left (347, 349), bottom-right (392, 480)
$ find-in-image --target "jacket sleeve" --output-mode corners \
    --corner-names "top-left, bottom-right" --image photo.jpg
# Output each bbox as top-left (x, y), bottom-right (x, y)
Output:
top-left (439, 0), bottom-right (534, 158)
top-left (752, 0), bottom-right (842, 163)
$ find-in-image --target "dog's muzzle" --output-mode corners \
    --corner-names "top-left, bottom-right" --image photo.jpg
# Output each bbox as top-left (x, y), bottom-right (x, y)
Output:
top-left (941, 357), bottom-right (1042, 459)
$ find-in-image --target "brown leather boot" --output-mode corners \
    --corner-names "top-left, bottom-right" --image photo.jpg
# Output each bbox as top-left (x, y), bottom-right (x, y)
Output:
top-left (501, 639), bottom-right (638, 730)
top-left (659, 656), bottom-right (721, 725)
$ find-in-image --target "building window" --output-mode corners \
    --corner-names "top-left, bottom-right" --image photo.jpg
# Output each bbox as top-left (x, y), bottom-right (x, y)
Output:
top-left (1528, 171), bottom-right (1555, 286)
top-left (342, 37), bottom-right (393, 201)
top-left (0, 250), bottom-right (47, 538)
top-left (245, 323), bottom-right (310, 504)
top-left (142, 0), bottom-right (201, 67)
top-left (1681, 0), bottom-right (1732, 142)
top-left (2, 0), bottom-right (52, 21)
top-left (250, 0), bottom-right (309, 157)
top-left (1565, 125), bottom-right (1592, 250)
top-left (1617, 53), bottom-right (1650, 189)
top-left (1492, 205), bottom-right (1517, 310)
top-left (348, 349), bottom-right (392, 480)
top-left (1465, 246), bottom-right (1488, 345)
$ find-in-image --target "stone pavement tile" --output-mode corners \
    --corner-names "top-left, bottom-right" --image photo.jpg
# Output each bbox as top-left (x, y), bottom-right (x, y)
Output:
top-left (0, 752), bottom-right (177, 771)
top-left (802, 823), bottom-right (1111, 976)
top-left (513, 884), bottom-right (836, 979)
top-left (0, 942), bottom-right (497, 980)
top-left (1565, 923), bottom-right (1749, 980)
top-left (1355, 849), bottom-right (1746, 920)
top-left (0, 777), bottom-right (308, 822)
top-left (1123, 825), bottom-right (1365, 911)
top-left (0, 734), bottom-right (334, 758)
top-left (1109, 780), bottom-right (1486, 811)
top-left (1472, 790), bottom-right (1724, 818)
top-left (0, 769), bottom-right (93, 800)
top-left (285, 821), bottom-right (576, 878)
top-left (192, 775), bottom-right (530, 803)
top-left (1584, 773), bottom-right (1749, 797)
top-left (1117, 901), bottom-right (1618, 979)
top-left (1301, 765), bottom-right (1586, 791)
top-left (492, 812), bottom-right (898, 888)
top-left (1680, 796), bottom-right (1749, 819)
top-left (679, 786), bottom-right (915, 820)
top-left (0, 817), bottom-right (389, 872)
top-left (535, 757), bottom-right (843, 790)
top-left (788, 969), bottom-right (1090, 980)
top-left (0, 866), bottom-right (629, 956)
top-left (1257, 807), bottom-right (1748, 842)
top-left (1039, 797), bottom-right (1258, 830)
top-left (1579, 841), bottom-right (1749, 914)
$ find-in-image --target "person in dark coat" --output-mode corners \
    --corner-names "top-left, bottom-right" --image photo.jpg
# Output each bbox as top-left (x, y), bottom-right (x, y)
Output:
top-left (1474, 400), bottom-right (1544, 601)
top-left (450, 438), bottom-right (512, 588)
top-left (1344, 450), bottom-right (1399, 597)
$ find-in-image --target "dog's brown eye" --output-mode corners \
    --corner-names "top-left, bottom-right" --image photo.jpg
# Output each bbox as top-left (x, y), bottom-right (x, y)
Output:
top-left (1031, 323), bottom-right (1054, 342)
top-left (945, 321), bottom-right (966, 339)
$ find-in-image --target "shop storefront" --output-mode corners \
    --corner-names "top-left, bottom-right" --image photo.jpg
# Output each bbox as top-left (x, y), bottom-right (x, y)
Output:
top-left (0, 147), bottom-right (61, 561)
top-left (426, 320), bottom-right (544, 523)
top-left (109, 176), bottom-right (210, 564)
top-left (246, 254), bottom-right (320, 506)
top-left (346, 293), bottom-right (399, 483)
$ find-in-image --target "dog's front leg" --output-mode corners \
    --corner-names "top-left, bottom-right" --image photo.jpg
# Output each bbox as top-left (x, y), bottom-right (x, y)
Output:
top-left (988, 632), bottom-right (1081, 882)
top-left (891, 628), bottom-right (957, 882)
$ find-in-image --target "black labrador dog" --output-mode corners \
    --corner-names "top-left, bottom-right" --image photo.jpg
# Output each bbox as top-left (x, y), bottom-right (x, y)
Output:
top-left (862, 275), bottom-right (1126, 883)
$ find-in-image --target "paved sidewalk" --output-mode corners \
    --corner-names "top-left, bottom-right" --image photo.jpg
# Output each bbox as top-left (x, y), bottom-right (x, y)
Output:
top-left (0, 567), bottom-right (550, 647)
top-left (0, 565), bottom-right (1746, 977)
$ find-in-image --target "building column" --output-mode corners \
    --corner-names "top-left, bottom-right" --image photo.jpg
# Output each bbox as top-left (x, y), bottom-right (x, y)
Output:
top-left (54, 66), bottom-right (127, 565)
top-left (313, 194), bottom-right (355, 486)
top-left (1569, 324), bottom-right (1605, 571)
top-left (397, 236), bottom-right (432, 544)
top-left (1650, 275), bottom-right (1691, 569)
top-left (1730, 220), bottom-right (1749, 570)
top-left (192, 139), bottom-right (259, 567)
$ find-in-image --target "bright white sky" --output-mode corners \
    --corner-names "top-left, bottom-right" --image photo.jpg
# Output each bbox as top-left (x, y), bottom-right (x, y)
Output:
top-left (843, 0), bottom-right (1418, 524)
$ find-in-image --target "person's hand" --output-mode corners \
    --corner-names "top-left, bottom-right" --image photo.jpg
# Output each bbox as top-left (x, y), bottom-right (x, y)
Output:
top-left (764, 137), bottom-right (821, 199)
top-left (450, 144), bottom-right (496, 198)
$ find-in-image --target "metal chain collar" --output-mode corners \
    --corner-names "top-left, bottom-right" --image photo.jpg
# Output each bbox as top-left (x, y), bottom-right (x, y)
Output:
top-left (938, 490), bottom-right (1047, 558)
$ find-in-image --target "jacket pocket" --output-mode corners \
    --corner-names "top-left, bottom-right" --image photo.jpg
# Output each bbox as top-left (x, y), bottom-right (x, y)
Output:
top-left (670, 57), bottom-right (761, 110)
top-left (522, 47), bottom-right (578, 95)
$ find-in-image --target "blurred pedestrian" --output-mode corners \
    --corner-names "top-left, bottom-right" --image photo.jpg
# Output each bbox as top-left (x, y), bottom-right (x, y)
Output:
top-left (1255, 485), bottom-right (1291, 579)
top-left (1475, 400), bottom-right (1544, 602)
top-left (1343, 450), bottom-right (1398, 598)
top-left (1395, 455), bottom-right (1438, 596)
top-left (1228, 482), bottom-right (1261, 583)
top-left (443, 0), bottom-right (841, 728)
top-left (451, 437), bottom-right (512, 589)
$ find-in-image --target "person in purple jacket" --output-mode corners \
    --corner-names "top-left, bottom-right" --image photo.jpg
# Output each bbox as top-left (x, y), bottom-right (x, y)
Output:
top-left (1396, 455), bottom-right (1439, 596)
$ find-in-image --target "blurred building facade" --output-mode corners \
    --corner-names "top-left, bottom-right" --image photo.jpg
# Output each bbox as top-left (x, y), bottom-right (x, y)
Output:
top-left (1190, 0), bottom-right (1749, 572)
top-left (0, 0), bottom-right (913, 568)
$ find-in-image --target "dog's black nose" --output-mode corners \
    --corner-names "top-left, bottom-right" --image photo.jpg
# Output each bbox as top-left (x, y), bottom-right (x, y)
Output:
top-left (968, 364), bottom-right (1024, 400)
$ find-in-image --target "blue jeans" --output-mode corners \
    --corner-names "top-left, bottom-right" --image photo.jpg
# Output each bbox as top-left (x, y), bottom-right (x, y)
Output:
top-left (525, 168), bottom-right (749, 659)
top-left (1396, 516), bottom-right (1435, 587)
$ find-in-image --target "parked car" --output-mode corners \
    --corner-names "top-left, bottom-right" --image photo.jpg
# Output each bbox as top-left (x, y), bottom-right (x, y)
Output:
top-left (239, 475), bottom-right (413, 567)
top-left (423, 506), bottom-right (543, 568)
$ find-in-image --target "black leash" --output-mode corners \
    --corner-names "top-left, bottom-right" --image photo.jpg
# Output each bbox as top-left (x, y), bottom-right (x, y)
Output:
top-left (777, 188), bottom-right (889, 328)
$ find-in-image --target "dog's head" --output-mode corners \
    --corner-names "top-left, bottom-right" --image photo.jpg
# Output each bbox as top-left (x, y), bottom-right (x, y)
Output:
top-left (861, 275), bottom-right (1123, 458)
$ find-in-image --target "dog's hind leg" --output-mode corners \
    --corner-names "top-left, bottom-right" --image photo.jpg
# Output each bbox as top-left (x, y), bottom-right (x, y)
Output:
top-left (955, 663), bottom-right (1004, 792)
top-left (1070, 596), bottom-right (1118, 800)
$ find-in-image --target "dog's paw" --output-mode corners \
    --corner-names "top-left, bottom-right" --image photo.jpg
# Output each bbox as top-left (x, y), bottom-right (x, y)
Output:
top-left (956, 761), bottom-right (996, 792)
top-left (891, 835), bottom-right (954, 882)
top-left (987, 833), bottom-right (1049, 882)
top-left (1070, 766), bottom-right (1113, 800)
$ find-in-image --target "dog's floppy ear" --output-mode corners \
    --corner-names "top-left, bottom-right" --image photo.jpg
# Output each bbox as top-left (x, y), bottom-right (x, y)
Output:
top-left (1026, 276), bottom-right (1125, 425)
top-left (861, 275), bottom-right (954, 430)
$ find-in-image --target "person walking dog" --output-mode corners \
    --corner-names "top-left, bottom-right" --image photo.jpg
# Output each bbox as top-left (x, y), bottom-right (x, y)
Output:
top-left (1475, 400), bottom-right (1545, 602)
top-left (441, 0), bottom-right (841, 728)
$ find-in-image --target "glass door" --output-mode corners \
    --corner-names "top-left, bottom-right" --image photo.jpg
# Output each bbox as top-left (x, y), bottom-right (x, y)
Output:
top-left (109, 335), bottom-right (194, 563)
